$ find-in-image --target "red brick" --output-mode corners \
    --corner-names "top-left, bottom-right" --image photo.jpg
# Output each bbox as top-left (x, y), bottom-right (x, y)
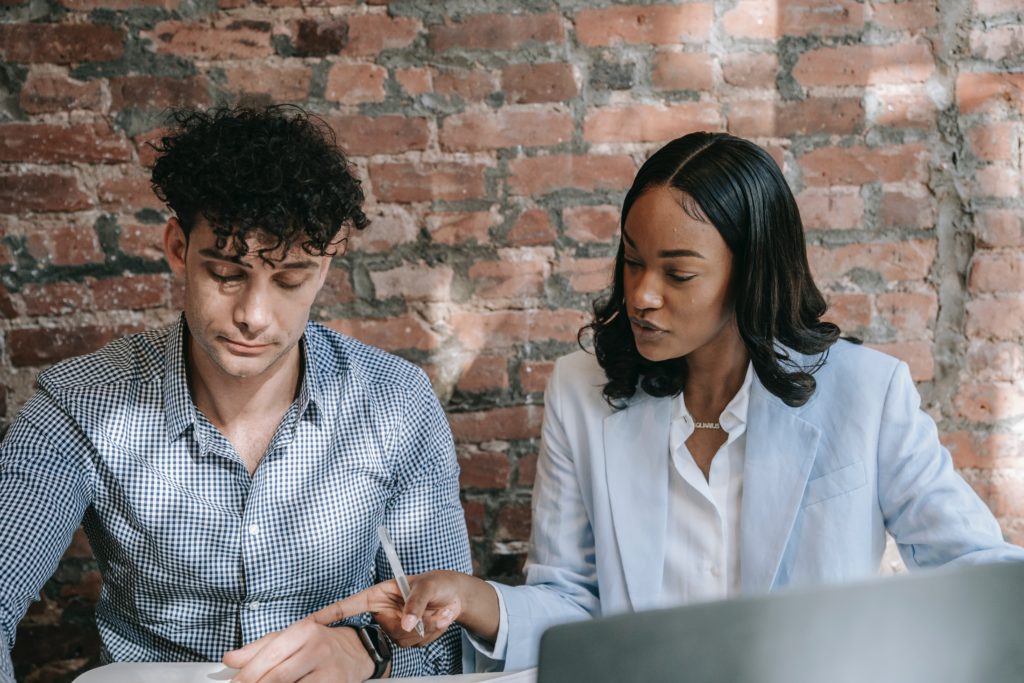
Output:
top-left (20, 282), bottom-right (91, 317)
top-left (349, 206), bottom-right (418, 252)
top-left (370, 262), bottom-right (453, 301)
top-left (796, 187), bottom-right (864, 230)
top-left (584, 103), bottom-right (722, 143)
top-left (807, 240), bottom-right (936, 283)
top-left (967, 122), bottom-right (1019, 162)
top-left (326, 115), bottom-right (429, 156)
top-left (971, 24), bottom-right (1024, 62)
top-left (457, 355), bottom-right (510, 393)
top-left (974, 166), bottom-right (1022, 199)
top-left (0, 173), bottom-right (91, 213)
top-left (725, 0), bottom-right (865, 38)
top-left (0, 122), bottom-right (131, 164)
top-left (369, 162), bottom-right (488, 202)
top-left (97, 176), bottom-right (164, 211)
top-left (517, 452), bottom-right (538, 487)
top-left (118, 222), bottom-right (165, 261)
top-left (62, 0), bottom-right (176, 7)
top-left (449, 405), bottom-right (544, 442)
top-left (426, 211), bottom-right (496, 246)
top-left (557, 257), bottom-right (613, 293)
top-left (440, 108), bottom-right (573, 152)
top-left (869, 341), bottom-right (934, 381)
top-left (222, 64), bottom-right (311, 102)
top-left (722, 52), bottom-right (780, 88)
top-left (975, 209), bottom-right (1024, 248)
top-left (0, 285), bottom-right (17, 318)
top-left (315, 267), bottom-right (354, 306)
top-left (955, 382), bottom-right (1024, 422)
top-left (969, 252), bottom-right (1024, 294)
top-left (0, 24), bottom-right (125, 63)
top-left (876, 291), bottom-right (938, 335)
top-left (92, 274), bottom-right (168, 311)
top-left (496, 501), bottom-right (532, 541)
top-left (9, 324), bottom-right (142, 367)
top-left (291, 17), bottom-right (348, 57)
top-left (133, 127), bottom-right (170, 168)
top-left (564, 205), bottom-right (620, 243)
top-left (651, 51), bottom-right (714, 91)
top-left (429, 13), bottom-right (564, 51)
top-left (63, 526), bottom-right (93, 559)
top-left (450, 308), bottom-right (588, 350)
top-left (462, 499), bottom-right (486, 537)
top-left (575, 4), bottom-right (713, 46)
top-left (26, 224), bottom-right (104, 265)
top-left (325, 314), bottom-right (440, 351)
top-left (965, 296), bottom-right (1024, 340)
top-left (114, 73), bottom-right (205, 115)
top-left (871, 1), bottom-right (937, 30)
top-left (143, 20), bottom-right (273, 60)
top-left (518, 360), bottom-right (554, 395)
top-left (469, 258), bottom-right (548, 299)
top-left (506, 209), bottom-right (557, 246)
top-left (957, 72), bottom-right (1024, 115)
top-left (324, 63), bottom-right (387, 104)
top-left (458, 448), bottom-right (511, 490)
top-left (508, 155), bottom-right (636, 196)
top-left (502, 63), bottom-right (579, 104)
top-left (793, 42), bottom-right (935, 87)
top-left (343, 14), bottom-right (420, 56)
top-left (945, 431), bottom-right (1022, 471)
top-left (395, 68), bottom-right (432, 96)
top-left (965, 341), bottom-right (1024, 383)
top-left (19, 72), bottom-right (102, 113)
top-left (869, 91), bottom-right (937, 128)
top-left (823, 291), bottom-right (872, 329)
top-left (727, 97), bottom-right (863, 137)
top-left (799, 144), bottom-right (929, 186)
top-left (433, 69), bottom-right (499, 101)
top-left (879, 187), bottom-right (936, 228)
top-left (60, 569), bottom-right (101, 601)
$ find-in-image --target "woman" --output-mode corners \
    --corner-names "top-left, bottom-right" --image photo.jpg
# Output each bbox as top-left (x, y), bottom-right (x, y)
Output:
top-left (310, 133), bottom-right (1024, 671)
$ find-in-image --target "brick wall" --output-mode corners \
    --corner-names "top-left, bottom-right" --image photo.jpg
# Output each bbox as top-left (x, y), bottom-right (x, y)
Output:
top-left (1, 0), bottom-right (1022, 679)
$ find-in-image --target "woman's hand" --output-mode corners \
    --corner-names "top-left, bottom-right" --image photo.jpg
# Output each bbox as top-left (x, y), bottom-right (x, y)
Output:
top-left (311, 570), bottom-right (500, 649)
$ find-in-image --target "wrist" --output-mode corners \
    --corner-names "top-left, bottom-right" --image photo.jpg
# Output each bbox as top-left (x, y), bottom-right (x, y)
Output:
top-left (456, 575), bottom-right (500, 644)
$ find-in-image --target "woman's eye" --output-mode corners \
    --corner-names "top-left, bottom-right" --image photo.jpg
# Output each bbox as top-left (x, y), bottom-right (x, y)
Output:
top-left (624, 258), bottom-right (642, 269)
top-left (276, 279), bottom-right (304, 290)
top-left (669, 273), bottom-right (696, 283)
top-left (211, 271), bottom-right (243, 283)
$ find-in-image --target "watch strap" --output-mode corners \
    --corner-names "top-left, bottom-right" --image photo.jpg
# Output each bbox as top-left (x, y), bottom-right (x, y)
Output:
top-left (356, 624), bottom-right (391, 679)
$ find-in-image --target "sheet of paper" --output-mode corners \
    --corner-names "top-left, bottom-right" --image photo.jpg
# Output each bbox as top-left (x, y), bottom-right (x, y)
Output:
top-left (74, 662), bottom-right (538, 683)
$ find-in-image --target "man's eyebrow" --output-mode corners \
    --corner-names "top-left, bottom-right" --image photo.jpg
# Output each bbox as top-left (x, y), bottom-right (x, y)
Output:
top-left (197, 248), bottom-right (319, 270)
top-left (622, 229), bottom-right (706, 260)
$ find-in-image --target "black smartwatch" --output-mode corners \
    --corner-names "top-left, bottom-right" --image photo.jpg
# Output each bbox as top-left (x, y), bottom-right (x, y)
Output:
top-left (355, 624), bottom-right (391, 679)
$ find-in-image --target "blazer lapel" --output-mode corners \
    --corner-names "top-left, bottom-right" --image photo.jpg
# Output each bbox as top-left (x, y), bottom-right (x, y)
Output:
top-left (604, 395), bottom-right (672, 611)
top-left (740, 379), bottom-right (821, 593)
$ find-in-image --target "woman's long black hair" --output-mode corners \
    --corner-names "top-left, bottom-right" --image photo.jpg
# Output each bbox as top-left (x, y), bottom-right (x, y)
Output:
top-left (583, 132), bottom-right (841, 408)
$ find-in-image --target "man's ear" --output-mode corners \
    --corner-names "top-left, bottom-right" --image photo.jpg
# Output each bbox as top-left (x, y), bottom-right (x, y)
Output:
top-left (164, 217), bottom-right (188, 277)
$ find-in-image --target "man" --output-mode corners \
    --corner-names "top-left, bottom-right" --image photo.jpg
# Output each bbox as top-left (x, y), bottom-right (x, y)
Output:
top-left (0, 105), bottom-right (471, 682)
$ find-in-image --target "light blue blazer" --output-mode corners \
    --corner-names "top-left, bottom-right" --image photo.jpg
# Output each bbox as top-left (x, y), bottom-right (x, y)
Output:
top-left (483, 341), bottom-right (1024, 670)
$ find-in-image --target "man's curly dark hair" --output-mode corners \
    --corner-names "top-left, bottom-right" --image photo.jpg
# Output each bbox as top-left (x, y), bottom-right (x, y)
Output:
top-left (150, 105), bottom-right (369, 262)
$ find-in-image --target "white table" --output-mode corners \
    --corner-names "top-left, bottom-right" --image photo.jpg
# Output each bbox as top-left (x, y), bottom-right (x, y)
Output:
top-left (73, 662), bottom-right (535, 683)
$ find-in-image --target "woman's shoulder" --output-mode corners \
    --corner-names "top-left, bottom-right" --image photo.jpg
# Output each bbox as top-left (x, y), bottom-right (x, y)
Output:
top-left (799, 339), bottom-right (908, 409)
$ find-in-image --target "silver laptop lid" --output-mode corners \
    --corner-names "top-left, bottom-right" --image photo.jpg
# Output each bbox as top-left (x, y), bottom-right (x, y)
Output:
top-left (537, 562), bottom-right (1024, 683)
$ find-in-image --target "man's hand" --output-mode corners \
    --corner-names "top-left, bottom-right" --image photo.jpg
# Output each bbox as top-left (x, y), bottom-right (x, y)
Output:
top-left (224, 617), bottom-right (377, 683)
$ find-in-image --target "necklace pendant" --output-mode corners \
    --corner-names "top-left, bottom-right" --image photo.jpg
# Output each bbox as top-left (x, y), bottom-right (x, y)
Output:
top-left (693, 421), bottom-right (722, 430)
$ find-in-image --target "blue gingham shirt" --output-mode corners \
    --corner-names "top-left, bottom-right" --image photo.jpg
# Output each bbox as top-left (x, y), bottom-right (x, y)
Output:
top-left (0, 316), bottom-right (471, 681)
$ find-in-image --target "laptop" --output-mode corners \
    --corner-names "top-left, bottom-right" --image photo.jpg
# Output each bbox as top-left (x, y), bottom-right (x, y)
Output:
top-left (536, 562), bottom-right (1024, 683)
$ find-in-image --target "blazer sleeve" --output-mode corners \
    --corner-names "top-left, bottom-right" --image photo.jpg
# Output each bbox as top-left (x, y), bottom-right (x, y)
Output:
top-left (876, 361), bottom-right (1024, 567)
top-left (486, 357), bottom-right (601, 671)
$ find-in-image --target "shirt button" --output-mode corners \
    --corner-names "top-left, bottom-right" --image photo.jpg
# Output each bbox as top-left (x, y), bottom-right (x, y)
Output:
top-left (248, 524), bottom-right (259, 536)
top-left (709, 565), bottom-right (722, 578)
top-left (247, 601), bottom-right (261, 611)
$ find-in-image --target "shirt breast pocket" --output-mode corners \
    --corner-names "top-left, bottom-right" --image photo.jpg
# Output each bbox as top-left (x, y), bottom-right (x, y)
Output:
top-left (802, 460), bottom-right (867, 508)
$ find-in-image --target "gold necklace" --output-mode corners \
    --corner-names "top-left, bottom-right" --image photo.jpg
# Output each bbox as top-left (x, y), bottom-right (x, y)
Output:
top-left (693, 421), bottom-right (723, 430)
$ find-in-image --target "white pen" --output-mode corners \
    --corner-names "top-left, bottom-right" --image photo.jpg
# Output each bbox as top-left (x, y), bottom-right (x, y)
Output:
top-left (377, 525), bottom-right (426, 637)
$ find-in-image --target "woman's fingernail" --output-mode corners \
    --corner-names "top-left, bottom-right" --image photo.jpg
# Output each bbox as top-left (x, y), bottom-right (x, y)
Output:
top-left (401, 615), bottom-right (417, 631)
